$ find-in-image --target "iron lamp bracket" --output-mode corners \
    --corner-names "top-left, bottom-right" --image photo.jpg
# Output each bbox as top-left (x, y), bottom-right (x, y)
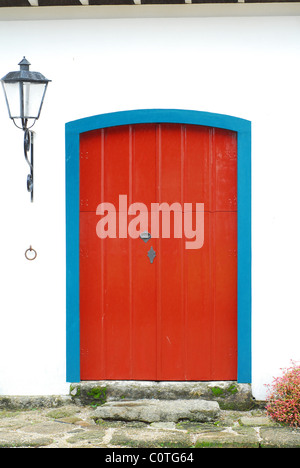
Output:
top-left (24, 128), bottom-right (34, 203)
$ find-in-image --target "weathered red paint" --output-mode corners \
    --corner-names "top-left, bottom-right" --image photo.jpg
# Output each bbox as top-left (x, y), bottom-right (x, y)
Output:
top-left (79, 124), bottom-right (237, 380)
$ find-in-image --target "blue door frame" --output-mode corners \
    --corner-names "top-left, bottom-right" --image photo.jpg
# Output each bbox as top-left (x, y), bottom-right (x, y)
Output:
top-left (65, 109), bottom-right (251, 383)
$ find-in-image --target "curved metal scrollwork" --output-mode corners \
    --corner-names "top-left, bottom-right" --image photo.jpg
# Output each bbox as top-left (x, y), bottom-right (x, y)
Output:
top-left (24, 129), bottom-right (34, 202)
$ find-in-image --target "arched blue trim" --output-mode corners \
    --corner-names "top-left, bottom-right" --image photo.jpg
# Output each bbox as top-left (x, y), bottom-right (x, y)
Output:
top-left (65, 109), bottom-right (251, 384)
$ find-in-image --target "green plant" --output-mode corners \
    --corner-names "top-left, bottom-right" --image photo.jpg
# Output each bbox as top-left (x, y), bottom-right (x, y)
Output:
top-left (210, 386), bottom-right (224, 397)
top-left (87, 387), bottom-right (107, 406)
top-left (266, 361), bottom-right (300, 427)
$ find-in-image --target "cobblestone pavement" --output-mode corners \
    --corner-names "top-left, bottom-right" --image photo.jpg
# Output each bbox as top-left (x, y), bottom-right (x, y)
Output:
top-left (1, 404), bottom-right (300, 449)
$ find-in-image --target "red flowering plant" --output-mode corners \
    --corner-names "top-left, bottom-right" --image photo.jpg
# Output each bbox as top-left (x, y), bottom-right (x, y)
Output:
top-left (266, 361), bottom-right (300, 427)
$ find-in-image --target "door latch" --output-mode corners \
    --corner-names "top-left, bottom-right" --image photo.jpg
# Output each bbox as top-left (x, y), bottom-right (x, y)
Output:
top-left (140, 231), bottom-right (151, 243)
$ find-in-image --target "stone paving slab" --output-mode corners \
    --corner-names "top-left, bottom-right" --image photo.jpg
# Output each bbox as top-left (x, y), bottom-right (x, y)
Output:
top-left (0, 403), bottom-right (300, 448)
top-left (260, 427), bottom-right (300, 448)
top-left (0, 431), bottom-right (53, 448)
top-left (110, 427), bottom-right (193, 448)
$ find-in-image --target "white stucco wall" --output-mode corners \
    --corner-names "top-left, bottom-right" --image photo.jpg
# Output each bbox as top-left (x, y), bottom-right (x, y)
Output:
top-left (0, 5), bottom-right (299, 399)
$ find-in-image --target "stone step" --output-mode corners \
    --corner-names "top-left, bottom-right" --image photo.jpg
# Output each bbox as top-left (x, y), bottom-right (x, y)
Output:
top-left (70, 380), bottom-right (259, 410)
top-left (93, 399), bottom-right (221, 423)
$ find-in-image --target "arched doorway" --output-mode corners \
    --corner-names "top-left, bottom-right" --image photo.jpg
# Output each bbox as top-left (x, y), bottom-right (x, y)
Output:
top-left (66, 109), bottom-right (251, 383)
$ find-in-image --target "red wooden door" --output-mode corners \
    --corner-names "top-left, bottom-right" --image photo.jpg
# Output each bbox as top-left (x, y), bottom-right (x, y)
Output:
top-left (80, 124), bottom-right (237, 381)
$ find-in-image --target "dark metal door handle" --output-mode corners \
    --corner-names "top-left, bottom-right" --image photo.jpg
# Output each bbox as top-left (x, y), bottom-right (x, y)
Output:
top-left (147, 246), bottom-right (156, 264)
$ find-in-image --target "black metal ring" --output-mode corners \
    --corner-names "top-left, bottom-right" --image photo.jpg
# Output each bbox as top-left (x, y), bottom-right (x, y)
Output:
top-left (25, 246), bottom-right (37, 261)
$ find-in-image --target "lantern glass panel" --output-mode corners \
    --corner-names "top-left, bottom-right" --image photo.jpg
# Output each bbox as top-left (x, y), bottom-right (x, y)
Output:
top-left (1, 81), bottom-right (47, 120)
top-left (23, 82), bottom-right (47, 120)
top-left (1, 81), bottom-right (20, 119)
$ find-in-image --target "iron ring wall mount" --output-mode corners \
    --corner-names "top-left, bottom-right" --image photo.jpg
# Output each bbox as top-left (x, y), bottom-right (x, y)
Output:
top-left (25, 246), bottom-right (37, 261)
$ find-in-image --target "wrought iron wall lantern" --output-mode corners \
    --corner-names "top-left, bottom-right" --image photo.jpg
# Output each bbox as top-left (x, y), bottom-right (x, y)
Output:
top-left (1, 57), bottom-right (51, 202)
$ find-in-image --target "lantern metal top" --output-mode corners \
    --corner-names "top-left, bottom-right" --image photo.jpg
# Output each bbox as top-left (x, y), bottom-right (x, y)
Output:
top-left (1, 57), bottom-right (51, 84)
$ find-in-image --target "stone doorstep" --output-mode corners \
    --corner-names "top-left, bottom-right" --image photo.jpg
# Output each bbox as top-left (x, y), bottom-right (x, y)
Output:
top-left (93, 399), bottom-right (221, 423)
top-left (70, 380), bottom-right (260, 411)
top-left (0, 381), bottom-right (261, 413)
